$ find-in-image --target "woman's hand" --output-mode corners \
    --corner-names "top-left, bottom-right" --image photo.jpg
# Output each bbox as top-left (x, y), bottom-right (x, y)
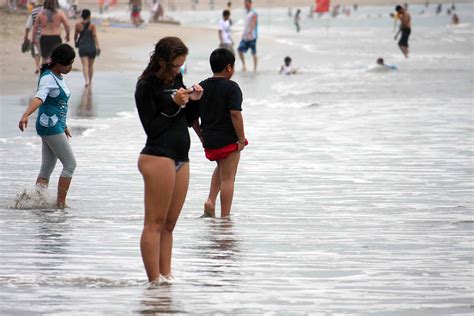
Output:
top-left (65, 127), bottom-right (72, 138)
top-left (172, 88), bottom-right (190, 107)
top-left (189, 84), bottom-right (203, 101)
top-left (19, 115), bottom-right (29, 131)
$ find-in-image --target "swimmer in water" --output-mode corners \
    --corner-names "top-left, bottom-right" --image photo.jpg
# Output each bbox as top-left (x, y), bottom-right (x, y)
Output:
top-left (279, 56), bottom-right (297, 75)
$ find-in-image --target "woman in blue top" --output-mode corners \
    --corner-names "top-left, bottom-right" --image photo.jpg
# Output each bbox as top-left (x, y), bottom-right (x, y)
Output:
top-left (19, 44), bottom-right (77, 209)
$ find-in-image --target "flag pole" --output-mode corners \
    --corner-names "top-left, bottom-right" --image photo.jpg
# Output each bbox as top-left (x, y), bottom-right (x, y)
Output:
top-left (326, 17), bottom-right (329, 37)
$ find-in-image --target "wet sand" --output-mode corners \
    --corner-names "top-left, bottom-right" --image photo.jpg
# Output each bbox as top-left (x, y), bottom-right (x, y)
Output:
top-left (0, 8), bottom-right (213, 95)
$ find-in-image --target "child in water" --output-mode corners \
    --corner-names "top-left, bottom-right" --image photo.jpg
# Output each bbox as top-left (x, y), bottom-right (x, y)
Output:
top-left (279, 56), bottom-right (297, 75)
top-left (376, 57), bottom-right (398, 71)
top-left (194, 48), bottom-right (248, 218)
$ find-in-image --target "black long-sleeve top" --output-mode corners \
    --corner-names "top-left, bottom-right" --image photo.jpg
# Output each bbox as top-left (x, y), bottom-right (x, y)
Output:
top-left (135, 73), bottom-right (198, 161)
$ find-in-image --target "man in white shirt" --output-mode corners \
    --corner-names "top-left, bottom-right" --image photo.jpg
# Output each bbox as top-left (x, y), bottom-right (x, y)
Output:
top-left (218, 9), bottom-right (235, 55)
top-left (237, 0), bottom-right (258, 72)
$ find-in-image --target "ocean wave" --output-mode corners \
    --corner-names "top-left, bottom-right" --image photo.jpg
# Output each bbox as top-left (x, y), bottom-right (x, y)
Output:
top-left (1, 275), bottom-right (146, 288)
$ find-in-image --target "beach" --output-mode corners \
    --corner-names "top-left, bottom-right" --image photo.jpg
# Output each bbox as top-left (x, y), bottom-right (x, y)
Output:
top-left (1, 1), bottom-right (473, 314)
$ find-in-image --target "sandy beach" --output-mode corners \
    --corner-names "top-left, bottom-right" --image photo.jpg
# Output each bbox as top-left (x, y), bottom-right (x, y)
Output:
top-left (0, 8), bottom-right (215, 94)
top-left (0, 0), bottom-right (463, 94)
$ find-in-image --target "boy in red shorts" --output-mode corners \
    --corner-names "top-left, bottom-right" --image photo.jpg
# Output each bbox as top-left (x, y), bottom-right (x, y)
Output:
top-left (194, 48), bottom-right (247, 218)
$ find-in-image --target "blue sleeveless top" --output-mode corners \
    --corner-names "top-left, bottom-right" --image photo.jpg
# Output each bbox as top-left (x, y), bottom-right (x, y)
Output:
top-left (35, 70), bottom-right (70, 136)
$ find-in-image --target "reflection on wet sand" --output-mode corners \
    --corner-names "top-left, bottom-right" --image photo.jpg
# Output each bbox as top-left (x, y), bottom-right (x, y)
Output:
top-left (200, 218), bottom-right (241, 280)
top-left (33, 209), bottom-right (70, 269)
top-left (138, 286), bottom-right (184, 315)
top-left (205, 218), bottom-right (240, 261)
top-left (76, 86), bottom-right (95, 118)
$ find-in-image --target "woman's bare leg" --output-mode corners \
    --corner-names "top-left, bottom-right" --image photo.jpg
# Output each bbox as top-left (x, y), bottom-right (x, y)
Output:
top-left (138, 155), bottom-right (175, 282)
top-left (81, 57), bottom-right (90, 86)
top-left (88, 57), bottom-right (95, 83)
top-left (57, 176), bottom-right (72, 208)
top-left (160, 163), bottom-right (189, 277)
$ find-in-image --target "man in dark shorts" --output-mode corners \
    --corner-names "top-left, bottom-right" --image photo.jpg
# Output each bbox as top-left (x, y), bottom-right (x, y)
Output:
top-left (394, 5), bottom-right (411, 58)
top-left (32, 0), bottom-right (70, 65)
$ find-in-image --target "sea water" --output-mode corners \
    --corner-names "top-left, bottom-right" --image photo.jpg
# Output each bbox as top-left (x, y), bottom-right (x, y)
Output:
top-left (1, 4), bottom-right (473, 315)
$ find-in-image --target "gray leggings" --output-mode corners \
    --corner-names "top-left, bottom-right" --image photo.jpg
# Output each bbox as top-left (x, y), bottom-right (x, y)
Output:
top-left (39, 133), bottom-right (76, 179)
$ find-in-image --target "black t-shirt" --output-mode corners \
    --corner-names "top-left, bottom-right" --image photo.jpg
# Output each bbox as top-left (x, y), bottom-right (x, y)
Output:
top-left (135, 73), bottom-right (198, 161)
top-left (198, 77), bottom-right (243, 149)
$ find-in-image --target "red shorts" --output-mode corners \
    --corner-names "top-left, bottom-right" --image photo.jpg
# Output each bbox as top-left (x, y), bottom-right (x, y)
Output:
top-left (205, 139), bottom-right (248, 161)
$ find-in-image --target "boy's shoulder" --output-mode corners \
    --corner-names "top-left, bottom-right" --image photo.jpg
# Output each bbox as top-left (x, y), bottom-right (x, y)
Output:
top-left (201, 78), bottom-right (241, 89)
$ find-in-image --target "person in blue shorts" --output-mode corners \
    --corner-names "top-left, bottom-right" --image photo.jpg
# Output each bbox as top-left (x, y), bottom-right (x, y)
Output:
top-left (238, 0), bottom-right (258, 72)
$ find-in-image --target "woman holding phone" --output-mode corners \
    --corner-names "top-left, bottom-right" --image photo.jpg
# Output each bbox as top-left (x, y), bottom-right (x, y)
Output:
top-left (134, 37), bottom-right (203, 284)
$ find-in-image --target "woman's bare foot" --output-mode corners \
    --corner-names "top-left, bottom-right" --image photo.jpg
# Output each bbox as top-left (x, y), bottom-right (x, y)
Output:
top-left (201, 200), bottom-right (215, 218)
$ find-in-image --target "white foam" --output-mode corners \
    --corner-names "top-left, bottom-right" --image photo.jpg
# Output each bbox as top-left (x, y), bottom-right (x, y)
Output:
top-left (8, 185), bottom-right (56, 210)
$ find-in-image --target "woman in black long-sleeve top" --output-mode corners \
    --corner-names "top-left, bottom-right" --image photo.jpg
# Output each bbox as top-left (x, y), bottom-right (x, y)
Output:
top-left (135, 37), bottom-right (203, 284)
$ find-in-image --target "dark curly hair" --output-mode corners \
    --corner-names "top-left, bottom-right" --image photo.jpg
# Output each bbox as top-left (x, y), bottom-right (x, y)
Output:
top-left (140, 37), bottom-right (188, 84)
top-left (40, 44), bottom-right (76, 74)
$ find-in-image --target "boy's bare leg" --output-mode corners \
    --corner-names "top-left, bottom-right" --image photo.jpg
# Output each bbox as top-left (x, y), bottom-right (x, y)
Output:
top-left (218, 152), bottom-right (240, 218)
top-left (238, 51), bottom-right (247, 71)
top-left (252, 53), bottom-right (258, 72)
top-left (203, 165), bottom-right (220, 218)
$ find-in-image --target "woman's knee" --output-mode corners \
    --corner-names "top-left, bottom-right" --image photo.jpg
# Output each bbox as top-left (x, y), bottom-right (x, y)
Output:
top-left (61, 156), bottom-right (76, 178)
top-left (144, 216), bottom-right (167, 232)
top-left (163, 218), bottom-right (178, 233)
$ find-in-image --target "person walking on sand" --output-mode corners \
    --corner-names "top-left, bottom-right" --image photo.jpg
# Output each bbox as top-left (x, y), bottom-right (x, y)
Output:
top-left (32, 0), bottom-right (70, 66)
top-left (24, 0), bottom-right (43, 74)
top-left (237, 0), bottom-right (258, 72)
top-left (18, 44), bottom-right (77, 209)
top-left (129, 0), bottom-right (142, 27)
top-left (394, 4), bottom-right (411, 58)
top-left (218, 9), bottom-right (234, 55)
top-left (194, 48), bottom-right (247, 218)
top-left (74, 9), bottom-right (101, 87)
top-left (135, 37), bottom-right (204, 284)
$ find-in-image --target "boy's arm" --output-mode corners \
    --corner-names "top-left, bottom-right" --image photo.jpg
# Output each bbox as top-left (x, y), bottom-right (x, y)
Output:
top-left (230, 110), bottom-right (246, 151)
top-left (192, 119), bottom-right (203, 144)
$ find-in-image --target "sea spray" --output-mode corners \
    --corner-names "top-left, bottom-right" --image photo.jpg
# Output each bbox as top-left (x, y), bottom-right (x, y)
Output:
top-left (9, 185), bottom-right (56, 209)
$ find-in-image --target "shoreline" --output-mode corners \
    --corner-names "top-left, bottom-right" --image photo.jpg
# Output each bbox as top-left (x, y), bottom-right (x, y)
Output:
top-left (0, 8), bottom-right (215, 95)
top-left (0, 0), bottom-right (468, 95)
